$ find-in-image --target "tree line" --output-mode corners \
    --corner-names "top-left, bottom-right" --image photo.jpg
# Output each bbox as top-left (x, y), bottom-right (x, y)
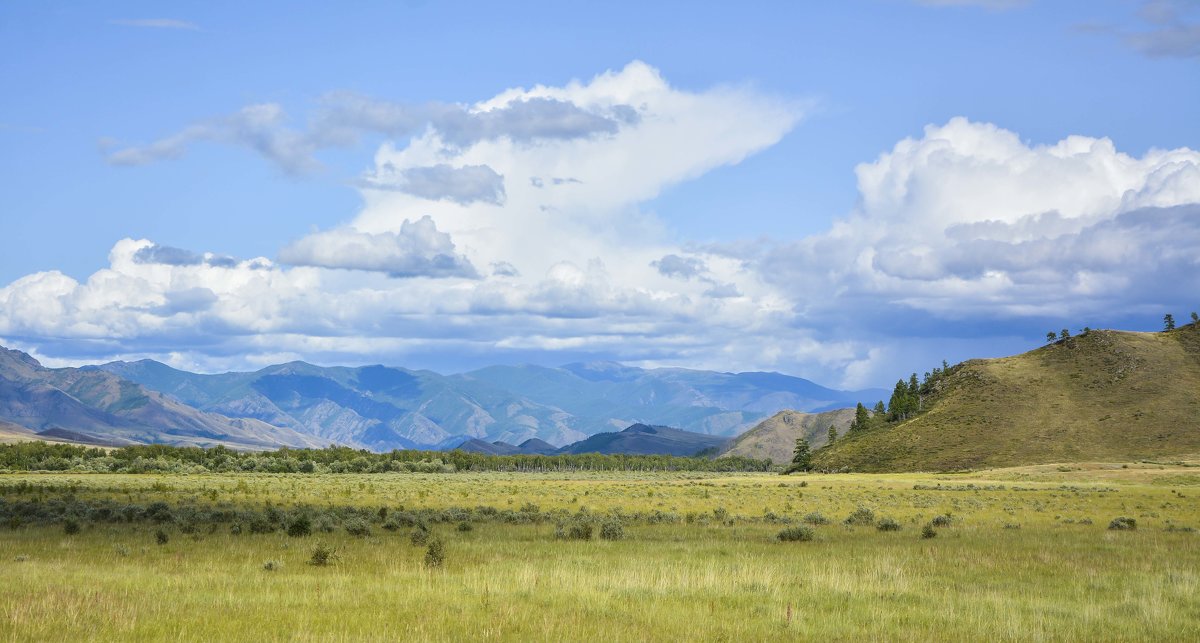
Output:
top-left (0, 442), bottom-right (772, 474)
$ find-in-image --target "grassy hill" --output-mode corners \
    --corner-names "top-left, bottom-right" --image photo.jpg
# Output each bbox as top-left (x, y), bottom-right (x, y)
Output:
top-left (717, 408), bottom-right (856, 464)
top-left (811, 325), bottom-right (1200, 472)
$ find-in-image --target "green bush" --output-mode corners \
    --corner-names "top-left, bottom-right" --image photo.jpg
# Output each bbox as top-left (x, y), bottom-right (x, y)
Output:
top-left (410, 527), bottom-right (430, 546)
top-left (262, 559), bottom-right (283, 572)
top-left (456, 522), bottom-right (473, 532)
top-left (599, 520), bottom-right (625, 541)
top-left (876, 517), bottom-right (902, 532)
top-left (344, 518), bottom-right (371, 537)
top-left (63, 519), bottom-right (81, 535)
top-left (843, 506), bottom-right (875, 527)
top-left (287, 515), bottom-right (312, 538)
top-left (155, 529), bottom-right (169, 545)
top-left (424, 538), bottom-right (446, 568)
top-left (308, 542), bottom-right (339, 566)
top-left (930, 513), bottom-right (954, 527)
top-left (801, 512), bottom-right (830, 525)
top-left (777, 526), bottom-right (815, 542)
top-left (921, 523), bottom-right (937, 539)
top-left (1108, 516), bottom-right (1137, 531)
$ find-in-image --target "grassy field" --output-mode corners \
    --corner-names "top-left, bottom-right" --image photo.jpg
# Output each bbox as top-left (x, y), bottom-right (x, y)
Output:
top-left (2, 463), bottom-right (1199, 641)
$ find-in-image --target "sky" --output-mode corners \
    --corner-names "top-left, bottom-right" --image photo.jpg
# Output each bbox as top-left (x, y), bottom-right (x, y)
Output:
top-left (1, 0), bottom-right (1198, 388)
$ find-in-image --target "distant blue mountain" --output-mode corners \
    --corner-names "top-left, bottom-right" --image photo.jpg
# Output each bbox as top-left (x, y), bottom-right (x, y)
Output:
top-left (95, 357), bottom-right (886, 451)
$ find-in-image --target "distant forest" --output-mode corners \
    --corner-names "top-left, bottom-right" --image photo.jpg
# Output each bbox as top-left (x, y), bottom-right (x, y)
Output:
top-left (0, 443), bottom-right (773, 474)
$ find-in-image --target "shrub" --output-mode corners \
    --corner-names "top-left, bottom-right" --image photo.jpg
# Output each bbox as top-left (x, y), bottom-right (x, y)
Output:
top-left (801, 512), bottom-right (830, 526)
top-left (777, 526), bottom-right (815, 542)
top-left (344, 518), bottom-right (371, 538)
top-left (599, 520), bottom-right (625, 541)
top-left (930, 513), bottom-right (954, 527)
top-left (568, 521), bottom-right (593, 540)
top-left (921, 523), bottom-right (937, 539)
top-left (1003, 523), bottom-right (1021, 530)
top-left (287, 515), bottom-right (312, 538)
top-left (1108, 516), bottom-right (1137, 531)
top-left (262, 559), bottom-right (283, 572)
top-left (248, 517), bottom-right (275, 534)
top-left (456, 522), bottom-right (473, 532)
top-left (63, 519), bottom-right (81, 535)
top-left (410, 527), bottom-right (430, 546)
top-left (424, 538), bottom-right (445, 568)
top-left (843, 506), bottom-right (875, 527)
top-left (308, 542), bottom-right (339, 566)
top-left (155, 529), bottom-right (169, 545)
top-left (876, 517), bottom-right (902, 532)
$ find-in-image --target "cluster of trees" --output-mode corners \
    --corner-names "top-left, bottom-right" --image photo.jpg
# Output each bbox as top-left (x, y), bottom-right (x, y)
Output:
top-left (785, 358), bottom-right (956, 473)
top-left (0, 442), bottom-right (772, 474)
top-left (1045, 312), bottom-right (1198, 341)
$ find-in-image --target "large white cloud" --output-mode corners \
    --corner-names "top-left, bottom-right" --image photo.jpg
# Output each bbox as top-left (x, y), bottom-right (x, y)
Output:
top-left (5, 64), bottom-right (1198, 389)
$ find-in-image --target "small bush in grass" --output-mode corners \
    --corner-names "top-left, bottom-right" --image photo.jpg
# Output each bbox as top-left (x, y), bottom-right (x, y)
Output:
top-left (155, 529), bottom-right (169, 545)
top-left (1003, 523), bottom-right (1021, 530)
top-left (229, 523), bottom-right (243, 536)
top-left (456, 522), bottom-right (473, 533)
top-left (802, 512), bottom-right (830, 526)
top-left (308, 542), bottom-right (339, 566)
top-left (410, 527), bottom-right (430, 546)
top-left (13, 554), bottom-right (29, 562)
top-left (287, 515), bottom-right (312, 538)
top-left (777, 526), bottom-right (815, 542)
top-left (114, 544), bottom-right (131, 556)
top-left (877, 517), bottom-right (902, 532)
top-left (1108, 517), bottom-right (1137, 531)
top-left (921, 523), bottom-right (937, 539)
top-left (930, 513), bottom-right (954, 527)
top-left (844, 506), bottom-right (875, 527)
top-left (262, 559), bottom-right (283, 572)
top-left (344, 518), bottom-right (371, 537)
top-left (599, 520), bottom-right (625, 541)
top-left (424, 538), bottom-right (445, 568)
top-left (555, 520), bottom-right (593, 540)
top-left (63, 519), bottom-right (81, 535)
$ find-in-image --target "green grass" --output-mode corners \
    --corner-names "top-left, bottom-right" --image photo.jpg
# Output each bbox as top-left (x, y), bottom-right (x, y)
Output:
top-left (2, 465), bottom-right (1199, 641)
top-left (814, 326), bottom-right (1200, 472)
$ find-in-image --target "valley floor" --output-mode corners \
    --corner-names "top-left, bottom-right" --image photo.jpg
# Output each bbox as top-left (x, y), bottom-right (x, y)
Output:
top-left (1, 464), bottom-right (1198, 641)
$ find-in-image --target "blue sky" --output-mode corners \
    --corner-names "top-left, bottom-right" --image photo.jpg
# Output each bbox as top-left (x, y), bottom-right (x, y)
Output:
top-left (1, 0), bottom-right (1198, 387)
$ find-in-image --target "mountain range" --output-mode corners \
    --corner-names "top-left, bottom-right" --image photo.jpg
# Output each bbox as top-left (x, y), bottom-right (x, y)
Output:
top-left (0, 347), bottom-right (323, 450)
top-left (0, 344), bottom-right (883, 451)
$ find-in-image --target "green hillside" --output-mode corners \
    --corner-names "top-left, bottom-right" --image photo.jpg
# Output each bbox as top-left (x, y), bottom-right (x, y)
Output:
top-left (812, 325), bottom-right (1200, 472)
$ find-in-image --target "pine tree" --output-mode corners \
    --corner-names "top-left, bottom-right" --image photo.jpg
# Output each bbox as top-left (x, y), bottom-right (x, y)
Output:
top-left (1164, 314), bottom-right (1176, 331)
top-left (1046, 332), bottom-right (1057, 343)
top-left (873, 400), bottom-right (885, 416)
top-left (1192, 312), bottom-right (1198, 324)
top-left (789, 437), bottom-right (812, 472)
top-left (1060, 328), bottom-right (1070, 340)
top-left (826, 426), bottom-right (838, 445)
top-left (849, 402), bottom-right (870, 433)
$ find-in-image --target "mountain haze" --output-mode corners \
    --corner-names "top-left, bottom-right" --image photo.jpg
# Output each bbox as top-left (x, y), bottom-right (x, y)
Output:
top-left (98, 358), bottom-right (882, 450)
top-left (0, 347), bottom-right (323, 450)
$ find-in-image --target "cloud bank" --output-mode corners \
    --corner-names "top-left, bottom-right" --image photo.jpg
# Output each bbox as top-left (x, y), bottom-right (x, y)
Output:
top-left (5, 63), bottom-right (1198, 387)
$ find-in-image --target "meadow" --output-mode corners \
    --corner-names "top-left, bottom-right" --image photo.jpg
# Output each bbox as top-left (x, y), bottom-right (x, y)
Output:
top-left (2, 462), bottom-right (1198, 641)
